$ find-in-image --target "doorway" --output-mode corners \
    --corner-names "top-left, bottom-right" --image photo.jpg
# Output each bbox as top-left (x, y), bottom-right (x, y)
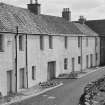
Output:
top-left (47, 61), bottom-right (56, 80)
top-left (72, 58), bottom-right (75, 72)
top-left (20, 68), bottom-right (25, 89)
top-left (7, 70), bottom-right (13, 94)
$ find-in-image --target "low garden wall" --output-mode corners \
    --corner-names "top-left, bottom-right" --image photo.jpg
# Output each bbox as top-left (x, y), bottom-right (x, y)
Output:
top-left (79, 75), bottom-right (105, 105)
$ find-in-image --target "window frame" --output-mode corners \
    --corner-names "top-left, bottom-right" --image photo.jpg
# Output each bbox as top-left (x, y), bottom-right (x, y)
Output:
top-left (95, 37), bottom-right (98, 46)
top-left (96, 53), bottom-right (98, 61)
top-left (86, 55), bottom-right (89, 68)
top-left (65, 36), bottom-right (68, 49)
top-left (64, 58), bottom-right (68, 70)
top-left (0, 34), bottom-right (4, 52)
top-left (78, 36), bottom-right (81, 48)
top-left (32, 66), bottom-right (36, 80)
top-left (86, 37), bottom-right (88, 47)
top-left (49, 35), bottom-right (53, 49)
top-left (19, 35), bottom-right (24, 51)
top-left (40, 35), bottom-right (44, 50)
top-left (78, 56), bottom-right (81, 64)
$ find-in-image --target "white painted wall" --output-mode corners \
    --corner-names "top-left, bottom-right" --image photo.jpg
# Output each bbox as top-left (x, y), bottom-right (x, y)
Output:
top-left (82, 36), bottom-right (100, 70)
top-left (0, 34), bottom-right (100, 96)
top-left (0, 34), bottom-right (15, 96)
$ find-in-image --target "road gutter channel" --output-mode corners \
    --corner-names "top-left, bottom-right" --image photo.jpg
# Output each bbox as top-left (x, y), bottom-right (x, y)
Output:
top-left (2, 66), bottom-right (105, 105)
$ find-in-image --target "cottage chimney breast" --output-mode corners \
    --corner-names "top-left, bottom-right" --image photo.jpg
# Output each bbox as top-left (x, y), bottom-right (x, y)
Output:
top-left (62, 8), bottom-right (71, 21)
top-left (27, 0), bottom-right (41, 15)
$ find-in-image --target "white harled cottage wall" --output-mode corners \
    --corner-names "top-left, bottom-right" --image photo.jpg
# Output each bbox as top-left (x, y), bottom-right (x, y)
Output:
top-left (0, 34), bottom-right (15, 96)
top-left (17, 35), bottom-right (27, 91)
top-left (82, 36), bottom-right (100, 70)
top-left (26, 35), bottom-right (82, 88)
top-left (0, 33), bottom-right (100, 96)
top-left (96, 37), bottom-right (100, 66)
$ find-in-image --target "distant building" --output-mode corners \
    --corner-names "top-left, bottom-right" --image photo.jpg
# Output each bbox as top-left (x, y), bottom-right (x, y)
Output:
top-left (0, 1), bottom-right (100, 96)
top-left (86, 20), bottom-right (105, 66)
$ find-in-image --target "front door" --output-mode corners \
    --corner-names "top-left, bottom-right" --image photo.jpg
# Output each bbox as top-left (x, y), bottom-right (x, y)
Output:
top-left (7, 71), bottom-right (12, 94)
top-left (72, 58), bottom-right (75, 72)
top-left (20, 68), bottom-right (25, 89)
top-left (48, 61), bottom-right (56, 80)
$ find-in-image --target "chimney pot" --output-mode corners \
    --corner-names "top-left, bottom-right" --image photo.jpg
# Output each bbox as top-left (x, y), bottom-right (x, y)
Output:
top-left (65, 8), bottom-right (67, 11)
top-left (30, 0), bottom-right (32, 4)
top-left (68, 8), bottom-right (69, 11)
top-left (35, 0), bottom-right (38, 4)
top-left (62, 8), bottom-right (71, 21)
top-left (27, 0), bottom-right (41, 15)
top-left (78, 16), bottom-right (86, 24)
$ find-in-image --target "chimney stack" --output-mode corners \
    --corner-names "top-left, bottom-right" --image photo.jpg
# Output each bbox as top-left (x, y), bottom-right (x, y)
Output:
top-left (62, 8), bottom-right (71, 21)
top-left (27, 0), bottom-right (41, 15)
top-left (78, 16), bottom-right (86, 24)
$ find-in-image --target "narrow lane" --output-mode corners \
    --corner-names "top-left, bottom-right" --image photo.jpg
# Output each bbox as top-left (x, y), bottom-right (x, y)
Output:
top-left (11, 67), bottom-right (105, 105)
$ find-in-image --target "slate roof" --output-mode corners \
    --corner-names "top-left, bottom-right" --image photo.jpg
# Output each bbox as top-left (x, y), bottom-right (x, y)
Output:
top-left (0, 2), bottom-right (98, 36)
top-left (74, 23), bottom-right (98, 36)
top-left (41, 15), bottom-right (82, 35)
top-left (0, 3), bottom-right (41, 33)
top-left (86, 20), bottom-right (105, 36)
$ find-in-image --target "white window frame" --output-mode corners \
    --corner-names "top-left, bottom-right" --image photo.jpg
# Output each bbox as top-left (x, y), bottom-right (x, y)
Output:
top-left (0, 34), bottom-right (4, 52)
top-left (32, 66), bottom-right (36, 80)
top-left (64, 58), bottom-right (68, 70)
top-left (19, 35), bottom-right (24, 51)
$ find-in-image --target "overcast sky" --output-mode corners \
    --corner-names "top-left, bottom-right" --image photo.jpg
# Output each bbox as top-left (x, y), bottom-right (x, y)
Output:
top-left (1, 0), bottom-right (105, 20)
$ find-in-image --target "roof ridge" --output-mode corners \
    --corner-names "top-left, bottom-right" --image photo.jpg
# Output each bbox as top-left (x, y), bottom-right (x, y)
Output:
top-left (0, 2), bottom-right (28, 11)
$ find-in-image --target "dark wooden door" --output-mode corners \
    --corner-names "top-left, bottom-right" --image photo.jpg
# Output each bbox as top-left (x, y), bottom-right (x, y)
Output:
top-left (7, 71), bottom-right (12, 94)
top-left (20, 68), bottom-right (25, 89)
top-left (48, 61), bottom-right (56, 80)
top-left (72, 58), bottom-right (75, 72)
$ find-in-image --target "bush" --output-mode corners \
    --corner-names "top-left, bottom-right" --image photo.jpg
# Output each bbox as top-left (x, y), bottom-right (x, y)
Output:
top-left (39, 80), bottom-right (60, 89)
top-left (58, 74), bottom-right (67, 77)
top-left (68, 72), bottom-right (78, 79)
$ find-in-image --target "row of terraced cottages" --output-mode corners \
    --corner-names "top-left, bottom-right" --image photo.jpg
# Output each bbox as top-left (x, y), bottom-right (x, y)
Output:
top-left (0, 2), bottom-right (100, 96)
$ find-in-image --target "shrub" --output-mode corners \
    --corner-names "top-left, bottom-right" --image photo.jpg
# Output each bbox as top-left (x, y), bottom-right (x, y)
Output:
top-left (68, 72), bottom-right (78, 79)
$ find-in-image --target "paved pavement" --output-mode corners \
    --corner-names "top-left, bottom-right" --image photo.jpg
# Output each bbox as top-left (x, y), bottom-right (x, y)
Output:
top-left (9, 67), bottom-right (105, 105)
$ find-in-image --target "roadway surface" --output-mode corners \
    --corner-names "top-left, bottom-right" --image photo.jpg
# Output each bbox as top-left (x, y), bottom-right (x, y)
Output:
top-left (11, 67), bottom-right (105, 105)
